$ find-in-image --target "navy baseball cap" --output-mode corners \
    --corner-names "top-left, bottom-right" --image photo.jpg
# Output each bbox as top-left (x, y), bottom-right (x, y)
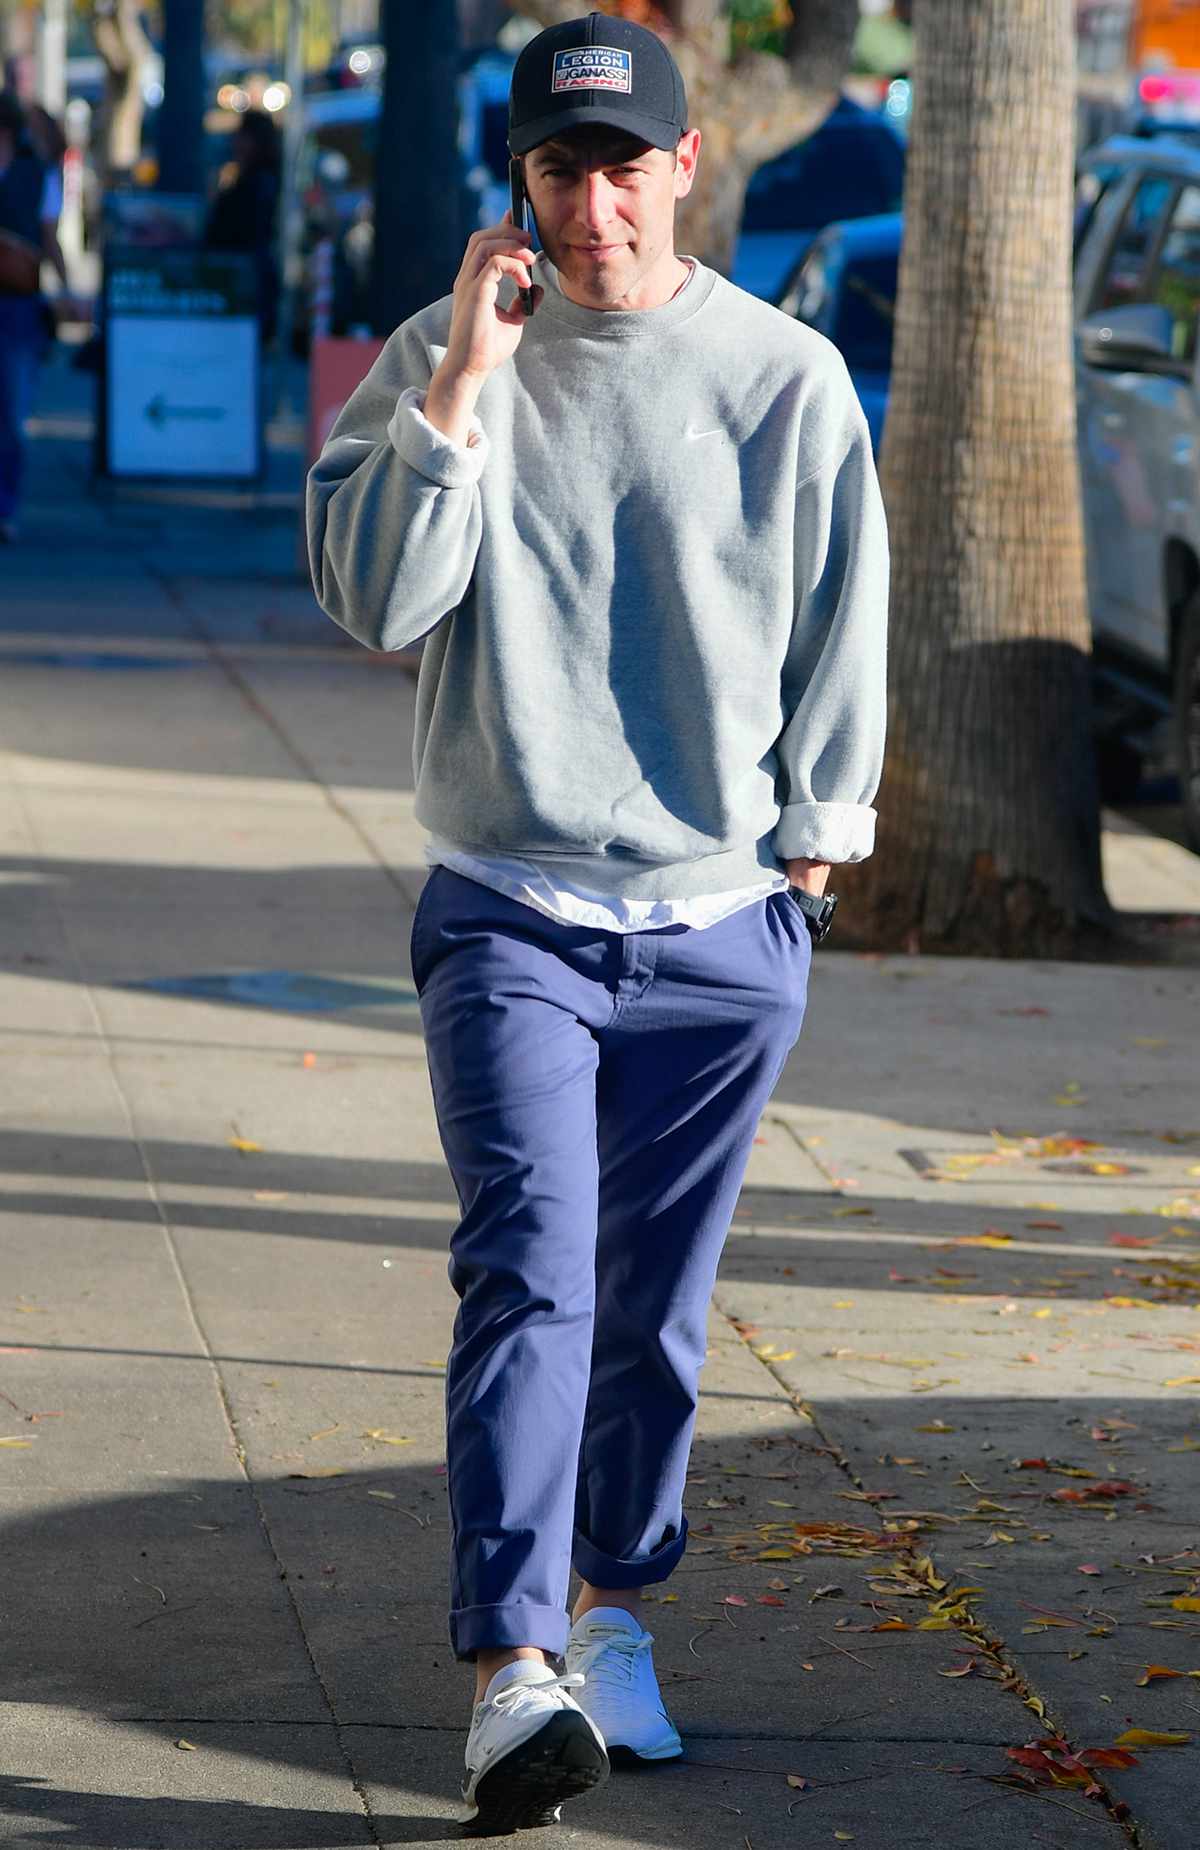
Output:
top-left (508, 12), bottom-right (688, 157)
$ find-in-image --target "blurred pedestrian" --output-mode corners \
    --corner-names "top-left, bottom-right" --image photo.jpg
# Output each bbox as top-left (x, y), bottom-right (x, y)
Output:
top-left (309, 12), bottom-right (888, 1833)
top-left (0, 91), bottom-right (55, 543)
top-left (204, 108), bottom-right (281, 342)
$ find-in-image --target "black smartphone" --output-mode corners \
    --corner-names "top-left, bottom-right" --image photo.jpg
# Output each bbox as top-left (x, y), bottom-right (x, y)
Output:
top-left (508, 157), bottom-right (534, 317)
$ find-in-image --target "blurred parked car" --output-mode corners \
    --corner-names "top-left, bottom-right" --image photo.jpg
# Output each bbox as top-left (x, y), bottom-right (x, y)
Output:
top-left (732, 95), bottom-right (905, 304)
top-left (776, 212), bottom-right (899, 452)
top-left (779, 134), bottom-right (1200, 847)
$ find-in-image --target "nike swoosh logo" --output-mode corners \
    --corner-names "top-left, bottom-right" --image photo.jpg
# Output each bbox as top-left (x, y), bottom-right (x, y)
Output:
top-left (684, 426), bottom-right (722, 441)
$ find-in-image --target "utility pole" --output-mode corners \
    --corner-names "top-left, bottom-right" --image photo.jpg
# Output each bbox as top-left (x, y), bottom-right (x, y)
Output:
top-left (158, 0), bottom-right (207, 197)
top-left (273, 0), bottom-right (308, 408)
top-left (372, 0), bottom-right (462, 336)
top-left (35, 0), bottom-right (68, 115)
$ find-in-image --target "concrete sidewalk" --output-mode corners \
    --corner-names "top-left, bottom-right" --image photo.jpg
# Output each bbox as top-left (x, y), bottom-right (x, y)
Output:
top-left (2, 358), bottom-right (1199, 1850)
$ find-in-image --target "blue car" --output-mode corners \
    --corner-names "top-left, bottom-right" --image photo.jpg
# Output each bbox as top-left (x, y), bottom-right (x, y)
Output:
top-left (732, 97), bottom-right (905, 305)
top-left (775, 212), bottom-right (902, 453)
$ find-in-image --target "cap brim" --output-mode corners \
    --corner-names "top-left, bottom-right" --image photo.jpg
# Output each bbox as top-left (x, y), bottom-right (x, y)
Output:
top-left (509, 105), bottom-right (681, 156)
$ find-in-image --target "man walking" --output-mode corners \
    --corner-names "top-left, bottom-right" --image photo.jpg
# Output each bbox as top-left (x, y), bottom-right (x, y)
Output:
top-left (308, 12), bottom-right (887, 1834)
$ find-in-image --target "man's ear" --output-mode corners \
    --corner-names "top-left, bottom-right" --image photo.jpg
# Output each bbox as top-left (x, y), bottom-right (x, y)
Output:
top-left (673, 128), bottom-right (701, 200)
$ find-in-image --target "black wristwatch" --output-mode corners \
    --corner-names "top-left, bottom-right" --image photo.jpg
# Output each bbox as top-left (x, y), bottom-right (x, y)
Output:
top-left (787, 885), bottom-right (838, 945)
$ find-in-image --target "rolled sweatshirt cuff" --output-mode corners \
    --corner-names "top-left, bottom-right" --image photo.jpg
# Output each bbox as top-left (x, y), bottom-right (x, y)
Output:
top-left (387, 386), bottom-right (489, 488)
top-left (774, 801), bottom-right (877, 864)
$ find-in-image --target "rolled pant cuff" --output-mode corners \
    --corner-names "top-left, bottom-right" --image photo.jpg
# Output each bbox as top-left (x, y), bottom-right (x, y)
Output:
top-left (449, 1601), bottom-right (571, 1663)
top-left (572, 1515), bottom-right (689, 1590)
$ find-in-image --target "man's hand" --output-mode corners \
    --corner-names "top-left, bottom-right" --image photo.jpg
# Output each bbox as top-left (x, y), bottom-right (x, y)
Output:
top-left (424, 214), bottom-right (542, 447)
top-left (784, 857), bottom-right (832, 896)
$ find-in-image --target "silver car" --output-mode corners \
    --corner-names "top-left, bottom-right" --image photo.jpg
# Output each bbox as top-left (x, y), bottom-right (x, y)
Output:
top-left (1074, 134), bottom-right (1200, 847)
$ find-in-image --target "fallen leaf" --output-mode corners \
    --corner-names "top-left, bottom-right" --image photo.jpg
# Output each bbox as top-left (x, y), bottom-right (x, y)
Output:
top-left (1164, 1376), bottom-right (1200, 1387)
top-left (915, 1421), bottom-right (955, 1433)
top-left (1078, 1564), bottom-right (1103, 1575)
top-left (1171, 1597), bottom-right (1200, 1613)
top-left (938, 1660), bottom-right (977, 1677)
top-left (175, 1739), bottom-right (197, 1751)
top-left (786, 1775), bottom-right (811, 1790)
top-left (228, 1137), bottom-right (261, 1154)
top-left (1077, 1747), bottom-right (1139, 1769)
top-left (810, 1584), bottom-right (843, 1602)
top-left (721, 1594), bottom-right (748, 1607)
top-left (1113, 1729), bottom-right (1190, 1747)
top-left (361, 1430), bottom-right (414, 1446)
top-left (1135, 1666), bottom-right (1193, 1685)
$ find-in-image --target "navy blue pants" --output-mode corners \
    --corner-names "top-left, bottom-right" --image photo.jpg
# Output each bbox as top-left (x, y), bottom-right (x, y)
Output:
top-left (410, 866), bottom-right (812, 1661)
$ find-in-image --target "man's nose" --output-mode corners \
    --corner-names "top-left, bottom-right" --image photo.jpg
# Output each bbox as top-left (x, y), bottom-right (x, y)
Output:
top-left (575, 172), bottom-right (616, 230)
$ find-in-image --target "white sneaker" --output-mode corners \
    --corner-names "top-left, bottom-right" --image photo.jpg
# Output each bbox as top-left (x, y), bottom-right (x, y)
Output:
top-left (460, 1660), bottom-right (609, 1834)
top-left (565, 1607), bottom-right (683, 1762)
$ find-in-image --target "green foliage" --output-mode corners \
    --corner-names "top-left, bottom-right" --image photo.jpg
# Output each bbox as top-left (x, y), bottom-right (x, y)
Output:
top-left (729, 0), bottom-right (791, 57)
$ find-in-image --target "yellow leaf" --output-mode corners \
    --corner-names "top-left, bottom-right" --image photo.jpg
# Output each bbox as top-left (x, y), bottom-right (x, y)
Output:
top-left (1136, 1666), bottom-right (1185, 1684)
top-left (419, 1360), bottom-right (447, 1370)
top-left (0, 1437), bottom-right (33, 1447)
top-left (955, 1234), bottom-right (1014, 1248)
top-left (915, 1421), bottom-right (955, 1433)
top-left (1025, 1695), bottom-right (1048, 1720)
top-left (366, 1490), bottom-right (396, 1501)
top-left (833, 1301), bottom-right (855, 1309)
top-left (834, 1835), bottom-right (855, 1842)
top-left (917, 1616), bottom-right (953, 1630)
top-left (1164, 1376), bottom-right (1200, 1388)
top-left (1171, 1597), bottom-right (1200, 1612)
top-left (757, 1549), bottom-right (794, 1560)
top-left (228, 1137), bottom-right (261, 1153)
top-left (175, 1739), bottom-right (197, 1751)
top-left (361, 1430), bottom-right (414, 1445)
top-left (1113, 1729), bottom-right (1190, 1747)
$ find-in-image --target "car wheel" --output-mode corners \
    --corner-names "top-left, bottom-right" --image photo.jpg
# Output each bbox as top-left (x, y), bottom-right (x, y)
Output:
top-left (1175, 592), bottom-right (1200, 852)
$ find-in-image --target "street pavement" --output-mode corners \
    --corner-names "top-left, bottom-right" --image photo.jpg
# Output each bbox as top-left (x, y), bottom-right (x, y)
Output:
top-left (2, 354), bottom-right (1200, 1850)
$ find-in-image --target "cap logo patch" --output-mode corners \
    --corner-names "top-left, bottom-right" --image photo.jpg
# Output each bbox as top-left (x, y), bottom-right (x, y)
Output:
top-left (551, 46), bottom-right (633, 94)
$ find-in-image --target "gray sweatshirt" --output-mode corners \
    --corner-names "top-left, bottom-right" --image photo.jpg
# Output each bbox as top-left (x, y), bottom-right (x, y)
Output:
top-left (307, 257), bottom-right (888, 901)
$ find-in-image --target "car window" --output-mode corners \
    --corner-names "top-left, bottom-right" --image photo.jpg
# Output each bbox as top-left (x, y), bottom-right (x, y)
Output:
top-left (1093, 171), bottom-right (1177, 310)
top-left (1074, 160), bottom-right (1126, 256)
top-left (778, 246), bottom-right (830, 324)
top-left (831, 252), bottom-right (898, 371)
top-left (1146, 182), bottom-right (1200, 363)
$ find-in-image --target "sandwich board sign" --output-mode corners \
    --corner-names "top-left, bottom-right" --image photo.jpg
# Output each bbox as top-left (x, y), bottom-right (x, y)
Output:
top-left (103, 248), bottom-right (261, 481)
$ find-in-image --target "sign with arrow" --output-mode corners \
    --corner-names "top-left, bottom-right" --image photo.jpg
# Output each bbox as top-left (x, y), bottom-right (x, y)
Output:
top-left (104, 246), bottom-right (261, 480)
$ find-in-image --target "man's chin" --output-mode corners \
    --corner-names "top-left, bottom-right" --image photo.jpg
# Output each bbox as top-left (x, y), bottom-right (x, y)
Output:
top-left (549, 245), bottom-right (637, 303)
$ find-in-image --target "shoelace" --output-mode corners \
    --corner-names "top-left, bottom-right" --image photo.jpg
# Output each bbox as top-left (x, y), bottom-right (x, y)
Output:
top-left (488, 1670), bottom-right (584, 1717)
top-left (572, 1628), bottom-right (655, 1691)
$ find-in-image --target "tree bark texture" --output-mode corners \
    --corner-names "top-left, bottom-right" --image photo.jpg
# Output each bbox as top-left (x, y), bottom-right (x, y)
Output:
top-left (510, 0), bottom-right (858, 272)
top-left (838, 0), bottom-right (1115, 957)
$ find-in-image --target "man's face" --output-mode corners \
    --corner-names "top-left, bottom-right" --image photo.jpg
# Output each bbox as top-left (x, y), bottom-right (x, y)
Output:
top-left (522, 125), bottom-right (700, 311)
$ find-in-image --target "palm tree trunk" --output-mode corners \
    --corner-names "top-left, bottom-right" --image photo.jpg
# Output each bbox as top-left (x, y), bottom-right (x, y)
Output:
top-left (840, 0), bottom-right (1116, 957)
